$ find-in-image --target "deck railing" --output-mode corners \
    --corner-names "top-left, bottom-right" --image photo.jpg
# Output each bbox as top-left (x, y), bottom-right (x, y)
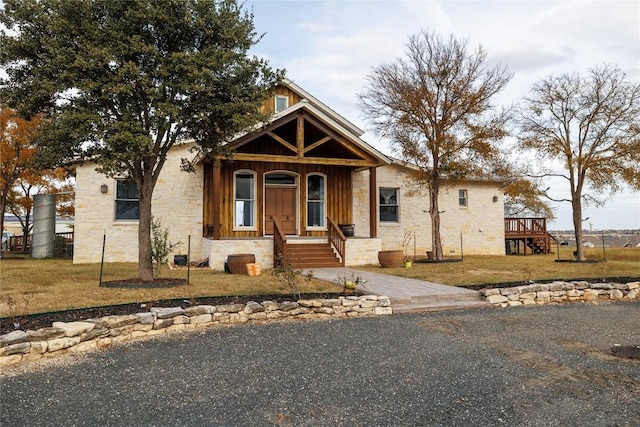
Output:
top-left (504, 217), bottom-right (547, 236)
top-left (327, 216), bottom-right (346, 266)
top-left (2, 232), bottom-right (74, 258)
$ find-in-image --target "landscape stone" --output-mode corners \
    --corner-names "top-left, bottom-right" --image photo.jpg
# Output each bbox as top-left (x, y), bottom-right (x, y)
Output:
top-left (215, 304), bottom-right (245, 313)
top-left (487, 295), bottom-right (508, 304)
top-left (185, 305), bottom-right (216, 316)
top-left (47, 337), bottom-right (81, 352)
top-left (298, 299), bottom-right (322, 308)
top-left (153, 318), bottom-right (175, 330)
top-left (151, 307), bottom-right (185, 319)
top-left (189, 314), bottom-right (212, 324)
top-left (244, 301), bottom-right (265, 314)
top-left (28, 327), bottom-right (65, 341)
top-left (51, 321), bottom-right (95, 337)
top-left (135, 312), bottom-right (156, 324)
top-left (0, 330), bottom-right (29, 347)
top-left (590, 283), bottom-right (613, 290)
top-left (261, 301), bottom-right (281, 311)
top-left (279, 301), bottom-right (299, 311)
top-left (0, 342), bottom-right (31, 356)
top-left (99, 315), bottom-right (138, 328)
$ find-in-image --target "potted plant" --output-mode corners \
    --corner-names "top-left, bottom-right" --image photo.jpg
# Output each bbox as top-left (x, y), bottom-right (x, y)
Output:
top-left (335, 272), bottom-right (366, 294)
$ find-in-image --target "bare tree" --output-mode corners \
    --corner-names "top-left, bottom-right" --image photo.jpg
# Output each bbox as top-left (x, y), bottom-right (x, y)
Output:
top-left (518, 64), bottom-right (640, 261)
top-left (359, 31), bottom-right (512, 259)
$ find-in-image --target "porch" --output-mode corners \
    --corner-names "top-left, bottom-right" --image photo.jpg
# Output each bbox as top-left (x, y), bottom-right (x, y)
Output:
top-left (202, 223), bottom-right (382, 271)
top-left (504, 218), bottom-right (555, 255)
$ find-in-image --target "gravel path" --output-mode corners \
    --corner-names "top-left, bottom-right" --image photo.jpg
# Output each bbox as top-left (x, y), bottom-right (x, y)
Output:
top-left (2, 302), bottom-right (639, 426)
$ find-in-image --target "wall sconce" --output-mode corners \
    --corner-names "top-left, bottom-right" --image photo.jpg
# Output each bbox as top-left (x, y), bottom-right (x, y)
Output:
top-left (492, 195), bottom-right (499, 203)
top-left (100, 184), bottom-right (108, 194)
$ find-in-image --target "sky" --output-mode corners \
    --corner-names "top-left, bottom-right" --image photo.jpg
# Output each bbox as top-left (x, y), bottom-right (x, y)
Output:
top-left (245, 0), bottom-right (640, 231)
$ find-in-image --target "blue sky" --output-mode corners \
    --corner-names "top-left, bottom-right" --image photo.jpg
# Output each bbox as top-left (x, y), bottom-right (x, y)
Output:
top-left (245, 0), bottom-right (640, 230)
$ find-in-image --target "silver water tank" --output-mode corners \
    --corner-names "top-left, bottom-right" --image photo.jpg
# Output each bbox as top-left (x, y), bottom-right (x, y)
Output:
top-left (32, 193), bottom-right (56, 258)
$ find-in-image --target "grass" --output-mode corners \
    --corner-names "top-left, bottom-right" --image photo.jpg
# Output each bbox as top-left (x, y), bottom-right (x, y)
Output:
top-left (1, 247), bottom-right (638, 317)
top-left (360, 247), bottom-right (640, 286)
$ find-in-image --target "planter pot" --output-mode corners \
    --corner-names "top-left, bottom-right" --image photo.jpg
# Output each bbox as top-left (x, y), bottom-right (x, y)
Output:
top-left (344, 280), bottom-right (357, 289)
top-left (404, 261), bottom-right (412, 268)
top-left (339, 224), bottom-right (355, 237)
top-left (173, 255), bottom-right (188, 266)
top-left (378, 250), bottom-right (404, 268)
top-left (426, 251), bottom-right (434, 260)
top-left (227, 254), bottom-right (256, 275)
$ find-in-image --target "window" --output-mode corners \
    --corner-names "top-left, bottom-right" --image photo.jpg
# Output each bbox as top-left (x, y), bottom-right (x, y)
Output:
top-left (379, 188), bottom-right (399, 222)
top-left (115, 180), bottom-right (139, 220)
top-left (234, 171), bottom-right (256, 228)
top-left (458, 189), bottom-right (468, 208)
top-left (307, 174), bottom-right (325, 228)
top-left (275, 95), bottom-right (289, 113)
top-left (265, 173), bottom-right (296, 185)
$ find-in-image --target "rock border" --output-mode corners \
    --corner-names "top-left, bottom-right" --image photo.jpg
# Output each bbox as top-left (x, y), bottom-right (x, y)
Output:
top-left (479, 281), bottom-right (640, 307)
top-left (0, 295), bottom-right (391, 367)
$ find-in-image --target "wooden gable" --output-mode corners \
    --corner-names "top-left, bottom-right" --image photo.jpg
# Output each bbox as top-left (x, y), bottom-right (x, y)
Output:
top-left (227, 108), bottom-right (382, 168)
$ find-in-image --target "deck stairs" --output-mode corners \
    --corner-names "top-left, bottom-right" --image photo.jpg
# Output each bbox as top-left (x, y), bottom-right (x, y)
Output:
top-left (284, 241), bottom-right (342, 269)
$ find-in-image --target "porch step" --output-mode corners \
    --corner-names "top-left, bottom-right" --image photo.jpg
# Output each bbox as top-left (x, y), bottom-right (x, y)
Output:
top-left (285, 242), bottom-right (342, 269)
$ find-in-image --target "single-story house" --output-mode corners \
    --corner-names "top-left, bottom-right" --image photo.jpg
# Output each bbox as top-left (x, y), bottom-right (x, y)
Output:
top-left (72, 79), bottom-right (505, 268)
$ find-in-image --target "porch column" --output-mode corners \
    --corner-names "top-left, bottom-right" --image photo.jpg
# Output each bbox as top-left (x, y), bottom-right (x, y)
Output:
top-left (369, 166), bottom-right (377, 238)
top-left (212, 163), bottom-right (221, 240)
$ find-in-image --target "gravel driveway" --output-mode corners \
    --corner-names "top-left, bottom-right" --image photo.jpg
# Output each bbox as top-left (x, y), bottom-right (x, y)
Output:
top-left (2, 302), bottom-right (639, 426)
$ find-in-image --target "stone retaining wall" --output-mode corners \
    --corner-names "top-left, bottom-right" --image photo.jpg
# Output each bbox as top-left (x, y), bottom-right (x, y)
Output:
top-left (480, 281), bottom-right (640, 307)
top-left (0, 295), bottom-right (392, 367)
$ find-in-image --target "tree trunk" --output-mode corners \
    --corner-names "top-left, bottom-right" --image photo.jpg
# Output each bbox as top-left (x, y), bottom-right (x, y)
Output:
top-left (571, 197), bottom-right (585, 261)
top-left (137, 180), bottom-right (155, 281)
top-left (429, 182), bottom-right (444, 260)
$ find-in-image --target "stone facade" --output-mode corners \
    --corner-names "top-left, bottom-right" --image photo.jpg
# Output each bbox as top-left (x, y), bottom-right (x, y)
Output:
top-left (74, 148), bottom-right (505, 265)
top-left (352, 165), bottom-right (505, 256)
top-left (73, 143), bottom-right (204, 263)
top-left (0, 295), bottom-right (392, 367)
top-left (480, 281), bottom-right (640, 307)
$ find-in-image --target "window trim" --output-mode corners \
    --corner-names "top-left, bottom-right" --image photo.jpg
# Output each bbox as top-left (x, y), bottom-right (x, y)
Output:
top-left (306, 173), bottom-right (327, 230)
top-left (233, 170), bottom-right (257, 231)
top-left (458, 189), bottom-right (468, 208)
top-left (114, 179), bottom-right (139, 222)
top-left (379, 187), bottom-right (400, 223)
top-left (275, 95), bottom-right (289, 113)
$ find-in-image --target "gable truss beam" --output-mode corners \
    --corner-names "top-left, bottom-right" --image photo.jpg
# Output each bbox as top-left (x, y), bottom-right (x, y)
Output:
top-left (303, 114), bottom-right (374, 162)
top-left (267, 131), bottom-right (297, 153)
top-left (230, 152), bottom-right (379, 167)
top-left (303, 136), bottom-right (331, 154)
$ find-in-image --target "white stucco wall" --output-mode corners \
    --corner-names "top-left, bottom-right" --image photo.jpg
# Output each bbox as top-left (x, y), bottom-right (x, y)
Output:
top-left (352, 164), bottom-right (505, 257)
top-left (73, 143), bottom-right (203, 263)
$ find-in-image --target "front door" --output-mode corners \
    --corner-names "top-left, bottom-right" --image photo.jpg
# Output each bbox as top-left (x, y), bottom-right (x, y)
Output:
top-left (265, 187), bottom-right (297, 235)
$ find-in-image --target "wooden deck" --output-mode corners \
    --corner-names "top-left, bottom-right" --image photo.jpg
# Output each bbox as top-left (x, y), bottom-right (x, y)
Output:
top-left (504, 218), bottom-right (555, 255)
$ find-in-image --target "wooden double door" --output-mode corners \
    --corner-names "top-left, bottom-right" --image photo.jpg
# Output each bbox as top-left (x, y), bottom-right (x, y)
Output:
top-left (264, 186), bottom-right (297, 235)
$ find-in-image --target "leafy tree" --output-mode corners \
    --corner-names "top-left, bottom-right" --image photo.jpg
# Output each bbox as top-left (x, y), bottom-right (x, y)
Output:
top-left (517, 64), bottom-right (640, 260)
top-left (0, 107), bottom-right (42, 238)
top-left (1, 0), bottom-right (282, 279)
top-left (359, 31), bottom-right (512, 260)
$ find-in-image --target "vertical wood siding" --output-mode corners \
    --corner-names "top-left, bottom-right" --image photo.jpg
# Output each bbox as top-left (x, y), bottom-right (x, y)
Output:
top-left (203, 160), bottom-right (352, 238)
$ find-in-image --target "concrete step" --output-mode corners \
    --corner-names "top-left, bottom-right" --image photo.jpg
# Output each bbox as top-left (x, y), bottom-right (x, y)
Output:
top-left (392, 300), bottom-right (492, 314)
top-left (389, 291), bottom-right (484, 306)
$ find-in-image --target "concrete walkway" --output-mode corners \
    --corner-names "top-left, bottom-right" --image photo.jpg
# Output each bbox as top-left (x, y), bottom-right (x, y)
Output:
top-left (309, 267), bottom-right (491, 313)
